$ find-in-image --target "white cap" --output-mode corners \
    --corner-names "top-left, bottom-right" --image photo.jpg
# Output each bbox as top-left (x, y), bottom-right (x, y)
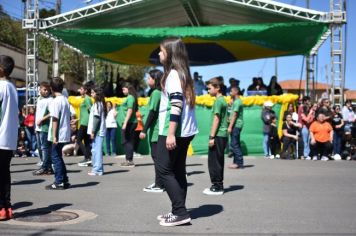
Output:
top-left (264, 101), bottom-right (274, 107)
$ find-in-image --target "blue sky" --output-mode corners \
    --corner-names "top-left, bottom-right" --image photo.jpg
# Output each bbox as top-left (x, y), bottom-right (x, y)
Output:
top-left (2, 0), bottom-right (354, 91)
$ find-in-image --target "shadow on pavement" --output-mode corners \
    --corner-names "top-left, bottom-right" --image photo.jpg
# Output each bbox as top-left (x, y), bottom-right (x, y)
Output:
top-left (134, 163), bottom-right (154, 167)
top-left (11, 162), bottom-right (37, 166)
top-left (243, 165), bottom-right (254, 168)
top-left (11, 169), bottom-right (36, 173)
top-left (103, 163), bottom-right (115, 166)
top-left (189, 204), bottom-right (223, 219)
top-left (187, 171), bottom-right (205, 176)
top-left (70, 181), bottom-right (99, 189)
top-left (224, 185), bottom-right (244, 193)
top-left (12, 179), bottom-right (45, 185)
top-left (67, 169), bottom-right (82, 173)
top-left (14, 203), bottom-right (72, 218)
top-left (12, 201), bottom-right (33, 210)
top-left (104, 170), bottom-right (129, 175)
top-left (186, 163), bottom-right (203, 167)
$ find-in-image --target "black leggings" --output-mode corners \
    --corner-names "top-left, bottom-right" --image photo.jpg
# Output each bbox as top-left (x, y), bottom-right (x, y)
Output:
top-left (121, 122), bottom-right (138, 161)
top-left (76, 125), bottom-right (91, 160)
top-left (156, 135), bottom-right (194, 217)
top-left (310, 141), bottom-right (332, 157)
top-left (0, 150), bottom-right (12, 208)
top-left (208, 136), bottom-right (228, 187)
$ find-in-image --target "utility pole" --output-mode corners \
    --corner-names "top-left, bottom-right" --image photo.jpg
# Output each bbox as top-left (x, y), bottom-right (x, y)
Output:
top-left (274, 57), bottom-right (278, 77)
top-left (52, 0), bottom-right (61, 78)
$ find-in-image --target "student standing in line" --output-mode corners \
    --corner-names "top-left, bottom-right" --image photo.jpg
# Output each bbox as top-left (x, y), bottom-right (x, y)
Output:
top-left (75, 82), bottom-right (93, 167)
top-left (120, 82), bottom-right (138, 167)
top-left (155, 37), bottom-right (198, 226)
top-left (203, 77), bottom-right (228, 196)
top-left (140, 69), bottom-right (164, 193)
top-left (87, 87), bottom-right (107, 176)
top-left (227, 86), bottom-right (244, 169)
top-left (105, 101), bottom-right (117, 156)
top-left (33, 82), bottom-right (53, 175)
top-left (0, 55), bottom-right (19, 221)
top-left (45, 78), bottom-right (71, 190)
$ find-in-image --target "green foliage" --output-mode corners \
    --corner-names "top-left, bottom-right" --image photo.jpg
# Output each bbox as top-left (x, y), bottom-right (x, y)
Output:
top-left (0, 12), bottom-right (26, 48)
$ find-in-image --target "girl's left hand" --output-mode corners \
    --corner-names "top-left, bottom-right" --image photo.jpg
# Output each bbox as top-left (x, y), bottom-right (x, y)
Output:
top-left (166, 135), bottom-right (176, 150)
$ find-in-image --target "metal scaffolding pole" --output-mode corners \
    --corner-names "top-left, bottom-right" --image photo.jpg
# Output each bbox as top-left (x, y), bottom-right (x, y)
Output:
top-left (330, 0), bottom-right (346, 105)
top-left (23, 0), bottom-right (39, 108)
top-left (52, 0), bottom-right (61, 77)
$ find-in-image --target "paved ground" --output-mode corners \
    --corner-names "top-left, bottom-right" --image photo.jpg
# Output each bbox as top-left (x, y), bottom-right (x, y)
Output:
top-left (1, 155), bottom-right (356, 235)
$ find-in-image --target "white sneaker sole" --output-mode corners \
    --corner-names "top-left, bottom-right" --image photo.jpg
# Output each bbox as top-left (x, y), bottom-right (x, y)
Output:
top-left (203, 188), bottom-right (224, 195)
top-left (143, 188), bottom-right (164, 193)
top-left (159, 217), bottom-right (191, 226)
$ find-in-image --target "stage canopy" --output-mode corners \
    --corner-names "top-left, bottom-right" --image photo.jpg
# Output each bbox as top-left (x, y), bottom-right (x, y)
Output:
top-left (43, 0), bottom-right (330, 66)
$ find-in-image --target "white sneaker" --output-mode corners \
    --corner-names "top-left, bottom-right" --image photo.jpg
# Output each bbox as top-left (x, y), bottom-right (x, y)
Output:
top-left (203, 186), bottom-right (224, 196)
top-left (36, 161), bottom-right (43, 166)
top-left (321, 156), bottom-right (329, 161)
top-left (347, 156), bottom-right (351, 161)
top-left (269, 155), bottom-right (275, 159)
top-left (133, 152), bottom-right (141, 157)
top-left (333, 154), bottom-right (342, 161)
top-left (143, 183), bottom-right (164, 193)
top-left (275, 154), bottom-right (280, 159)
top-left (312, 156), bottom-right (318, 161)
top-left (305, 156), bottom-right (311, 160)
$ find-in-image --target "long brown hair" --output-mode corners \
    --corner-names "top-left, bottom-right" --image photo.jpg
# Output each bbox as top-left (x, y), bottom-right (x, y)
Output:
top-left (160, 37), bottom-right (195, 107)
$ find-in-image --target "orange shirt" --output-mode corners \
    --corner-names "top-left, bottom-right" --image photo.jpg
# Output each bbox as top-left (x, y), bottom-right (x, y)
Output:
top-left (309, 121), bottom-right (333, 143)
top-left (135, 111), bottom-right (143, 131)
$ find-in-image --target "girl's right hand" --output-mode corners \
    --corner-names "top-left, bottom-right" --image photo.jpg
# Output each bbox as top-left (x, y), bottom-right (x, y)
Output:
top-left (139, 132), bottom-right (146, 140)
top-left (166, 135), bottom-right (176, 150)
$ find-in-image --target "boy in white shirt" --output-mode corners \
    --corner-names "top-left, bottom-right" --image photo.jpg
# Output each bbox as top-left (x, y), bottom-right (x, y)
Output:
top-left (45, 78), bottom-right (71, 190)
top-left (0, 55), bottom-right (19, 220)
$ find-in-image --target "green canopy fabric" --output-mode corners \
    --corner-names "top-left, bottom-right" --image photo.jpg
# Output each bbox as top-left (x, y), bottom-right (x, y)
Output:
top-left (49, 21), bottom-right (329, 65)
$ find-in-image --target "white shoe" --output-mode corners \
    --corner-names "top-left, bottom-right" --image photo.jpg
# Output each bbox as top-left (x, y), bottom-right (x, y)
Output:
top-left (203, 187), bottom-right (224, 196)
top-left (143, 183), bottom-right (164, 193)
top-left (269, 155), bottom-right (275, 159)
top-left (347, 156), bottom-right (351, 161)
top-left (36, 161), bottom-right (43, 166)
top-left (305, 156), bottom-right (311, 160)
top-left (275, 154), bottom-right (280, 159)
top-left (333, 154), bottom-right (342, 161)
top-left (312, 156), bottom-right (318, 161)
top-left (321, 156), bottom-right (329, 161)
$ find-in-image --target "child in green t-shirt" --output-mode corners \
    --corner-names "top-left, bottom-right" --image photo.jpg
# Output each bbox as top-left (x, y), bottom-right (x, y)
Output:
top-left (203, 77), bottom-right (228, 196)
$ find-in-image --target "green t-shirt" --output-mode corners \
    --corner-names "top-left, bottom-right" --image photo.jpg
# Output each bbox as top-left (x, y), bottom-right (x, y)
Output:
top-left (122, 94), bottom-right (137, 123)
top-left (79, 95), bottom-right (92, 126)
top-left (231, 98), bottom-right (244, 129)
top-left (211, 96), bottom-right (228, 137)
top-left (147, 89), bottom-right (161, 143)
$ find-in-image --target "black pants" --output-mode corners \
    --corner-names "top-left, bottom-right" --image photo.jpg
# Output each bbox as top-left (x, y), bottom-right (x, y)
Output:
top-left (151, 142), bottom-right (163, 188)
top-left (208, 136), bottom-right (228, 188)
top-left (281, 136), bottom-right (303, 159)
top-left (76, 125), bottom-right (91, 160)
top-left (121, 122), bottom-right (138, 161)
top-left (269, 137), bottom-right (280, 156)
top-left (0, 150), bottom-right (13, 208)
top-left (311, 141), bottom-right (332, 157)
top-left (156, 135), bottom-right (194, 217)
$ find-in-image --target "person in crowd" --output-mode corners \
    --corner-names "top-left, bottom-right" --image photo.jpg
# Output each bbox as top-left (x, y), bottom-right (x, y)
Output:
top-left (227, 86), bottom-right (244, 169)
top-left (227, 78), bottom-right (242, 94)
top-left (203, 77), bottom-right (228, 196)
top-left (256, 77), bottom-right (267, 92)
top-left (247, 77), bottom-right (258, 91)
top-left (309, 112), bottom-right (333, 161)
top-left (283, 103), bottom-right (298, 121)
top-left (115, 73), bottom-right (125, 98)
top-left (280, 113), bottom-right (303, 159)
top-left (15, 129), bottom-right (29, 157)
top-left (342, 99), bottom-right (355, 134)
top-left (261, 101), bottom-right (275, 158)
top-left (87, 87), bottom-right (107, 176)
top-left (193, 72), bottom-right (205, 96)
top-left (45, 78), bottom-right (71, 190)
top-left (331, 105), bottom-right (344, 159)
top-left (268, 115), bottom-right (280, 159)
top-left (155, 37), bottom-right (198, 226)
top-left (105, 101), bottom-right (117, 156)
top-left (298, 96), bottom-right (312, 160)
top-left (120, 82), bottom-right (138, 167)
top-left (134, 110), bottom-right (144, 155)
top-left (62, 123), bottom-right (78, 156)
top-left (23, 105), bottom-right (37, 157)
top-left (74, 82), bottom-right (93, 167)
top-left (33, 82), bottom-right (54, 176)
top-left (0, 55), bottom-right (19, 221)
top-left (267, 75), bottom-right (283, 96)
top-left (140, 69), bottom-right (164, 193)
top-left (316, 98), bottom-right (332, 123)
top-left (342, 132), bottom-right (356, 160)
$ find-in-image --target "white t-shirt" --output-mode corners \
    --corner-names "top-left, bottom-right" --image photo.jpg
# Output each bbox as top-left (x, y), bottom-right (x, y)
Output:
top-left (158, 69), bottom-right (198, 137)
top-left (35, 96), bottom-right (53, 132)
top-left (87, 102), bottom-right (106, 137)
top-left (48, 95), bottom-right (71, 143)
top-left (0, 80), bottom-right (19, 150)
top-left (106, 109), bottom-right (117, 128)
